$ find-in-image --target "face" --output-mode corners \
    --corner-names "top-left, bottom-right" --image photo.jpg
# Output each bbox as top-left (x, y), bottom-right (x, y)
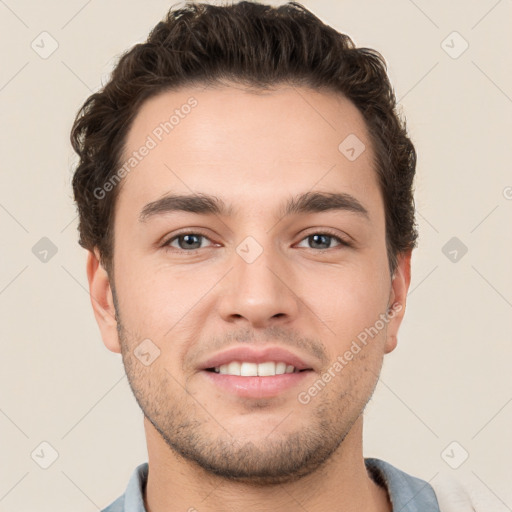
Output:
top-left (88, 84), bottom-right (411, 484)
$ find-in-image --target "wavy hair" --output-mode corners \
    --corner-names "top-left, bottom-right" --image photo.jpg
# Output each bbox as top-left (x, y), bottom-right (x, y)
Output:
top-left (71, 1), bottom-right (418, 276)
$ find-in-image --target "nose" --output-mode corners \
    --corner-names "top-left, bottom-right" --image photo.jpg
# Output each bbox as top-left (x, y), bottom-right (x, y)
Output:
top-left (217, 239), bottom-right (300, 329)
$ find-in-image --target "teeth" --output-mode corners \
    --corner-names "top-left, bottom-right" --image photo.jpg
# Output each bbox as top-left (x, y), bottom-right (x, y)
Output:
top-left (275, 362), bottom-right (287, 375)
top-left (213, 361), bottom-right (298, 376)
top-left (227, 361), bottom-right (241, 375)
top-left (240, 362), bottom-right (258, 376)
top-left (257, 361), bottom-right (275, 376)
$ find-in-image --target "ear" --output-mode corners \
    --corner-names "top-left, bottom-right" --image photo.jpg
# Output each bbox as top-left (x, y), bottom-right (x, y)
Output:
top-left (384, 249), bottom-right (412, 354)
top-left (86, 249), bottom-right (121, 353)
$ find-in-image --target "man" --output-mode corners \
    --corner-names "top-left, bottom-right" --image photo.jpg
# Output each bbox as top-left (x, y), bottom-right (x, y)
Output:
top-left (70, 1), bottom-right (473, 511)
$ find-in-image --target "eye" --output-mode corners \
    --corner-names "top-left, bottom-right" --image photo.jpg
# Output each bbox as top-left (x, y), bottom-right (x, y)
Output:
top-left (296, 231), bottom-right (351, 250)
top-left (162, 230), bottom-right (351, 253)
top-left (163, 232), bottom-right (214, 251)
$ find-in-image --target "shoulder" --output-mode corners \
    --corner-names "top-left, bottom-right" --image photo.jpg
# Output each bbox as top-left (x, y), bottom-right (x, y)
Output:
top-left (365, 458), bottom-right (440, 511)
top-left (430, 472), bottom-right (501, 512)
top-left (365, 458), bottom-right (485, 512)
top-left (100, 462), bottom-right (149, 512)
top-left (101, 494), bottom-right (125, 512)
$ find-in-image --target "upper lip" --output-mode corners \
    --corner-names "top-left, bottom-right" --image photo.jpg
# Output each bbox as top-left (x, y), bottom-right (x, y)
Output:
top-left (199, 346), bottom-right (314, 371)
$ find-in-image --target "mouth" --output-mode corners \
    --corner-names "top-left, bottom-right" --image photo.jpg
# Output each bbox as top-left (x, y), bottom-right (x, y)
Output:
top-left (205, 361), bottom-right (310, 376)
top-left (199, 346), bottom-right (315, 398)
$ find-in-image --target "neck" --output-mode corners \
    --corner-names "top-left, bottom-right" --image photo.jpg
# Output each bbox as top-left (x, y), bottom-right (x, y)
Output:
top-left (142, 416), bottom-right (391, 512)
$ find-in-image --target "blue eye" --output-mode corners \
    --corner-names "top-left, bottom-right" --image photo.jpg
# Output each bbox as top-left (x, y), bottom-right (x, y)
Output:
top-left (297, 233), bottom-right (348, 250)
top-left (165, 233), bottom-right (212, 251)
top-left (163, 230), bottom-right (351, 253)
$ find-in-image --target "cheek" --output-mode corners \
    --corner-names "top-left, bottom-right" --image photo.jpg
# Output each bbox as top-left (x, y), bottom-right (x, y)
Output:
top-left (305, 261), bottom-right (390, 348)
top-left (114, 259), bottom-right (215, 338)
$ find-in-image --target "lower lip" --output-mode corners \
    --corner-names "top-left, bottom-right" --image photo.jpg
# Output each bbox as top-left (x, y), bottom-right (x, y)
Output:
top-left (201, 370), bottom-right (312, 398)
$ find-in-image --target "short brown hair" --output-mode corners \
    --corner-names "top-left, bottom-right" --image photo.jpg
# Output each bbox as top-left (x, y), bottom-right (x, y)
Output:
top-left (71, 1), bottom-right (418, 276)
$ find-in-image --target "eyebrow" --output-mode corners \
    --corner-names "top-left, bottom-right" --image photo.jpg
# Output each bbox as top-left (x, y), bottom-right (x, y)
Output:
top-left (139, 191), bottom-right (370, 222)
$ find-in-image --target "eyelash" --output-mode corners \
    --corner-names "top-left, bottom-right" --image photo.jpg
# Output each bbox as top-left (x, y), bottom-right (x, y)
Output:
top-left (161, 229), bottom-right (352, 254)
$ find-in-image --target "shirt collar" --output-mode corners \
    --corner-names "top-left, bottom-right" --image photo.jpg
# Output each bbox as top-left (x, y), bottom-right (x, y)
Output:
top-left (365, 457), bottom-right (440, 511)
top-left (107, 458), bottom-right (440, 512)
top-left (123, 462), bottom-right (148, 512)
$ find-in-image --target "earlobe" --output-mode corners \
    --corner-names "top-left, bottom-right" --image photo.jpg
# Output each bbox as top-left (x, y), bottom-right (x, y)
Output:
top-left (86, 249), bottom-right (121, 354)
top-left (384, 250), bottom-right (412, 354)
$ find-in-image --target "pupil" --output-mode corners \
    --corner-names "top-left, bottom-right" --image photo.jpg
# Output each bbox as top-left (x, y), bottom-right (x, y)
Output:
top-left (183, 235), bottom-right (200, 249)
top-left (311, 234), bottom-right (329, 249)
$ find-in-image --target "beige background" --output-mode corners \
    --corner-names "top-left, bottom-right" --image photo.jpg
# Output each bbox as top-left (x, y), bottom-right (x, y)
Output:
top-left (1, 0), bottom-right (511, 510)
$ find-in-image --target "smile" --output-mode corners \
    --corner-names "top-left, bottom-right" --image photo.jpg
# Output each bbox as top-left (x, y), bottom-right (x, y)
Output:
top-left (208, 361), bottom-right (307, 376)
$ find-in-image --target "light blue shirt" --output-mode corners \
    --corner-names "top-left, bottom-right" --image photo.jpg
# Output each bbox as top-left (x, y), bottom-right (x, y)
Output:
top-left (102, 458), bottom-right (441, 511)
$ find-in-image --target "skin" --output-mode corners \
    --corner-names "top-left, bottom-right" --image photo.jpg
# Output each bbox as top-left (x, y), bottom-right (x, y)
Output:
top-left (87, 84), bottom-right (411, 512)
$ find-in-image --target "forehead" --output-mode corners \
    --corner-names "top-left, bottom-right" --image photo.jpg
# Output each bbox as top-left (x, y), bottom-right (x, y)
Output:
top-left (117, 84), bottom-right (382, 221)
